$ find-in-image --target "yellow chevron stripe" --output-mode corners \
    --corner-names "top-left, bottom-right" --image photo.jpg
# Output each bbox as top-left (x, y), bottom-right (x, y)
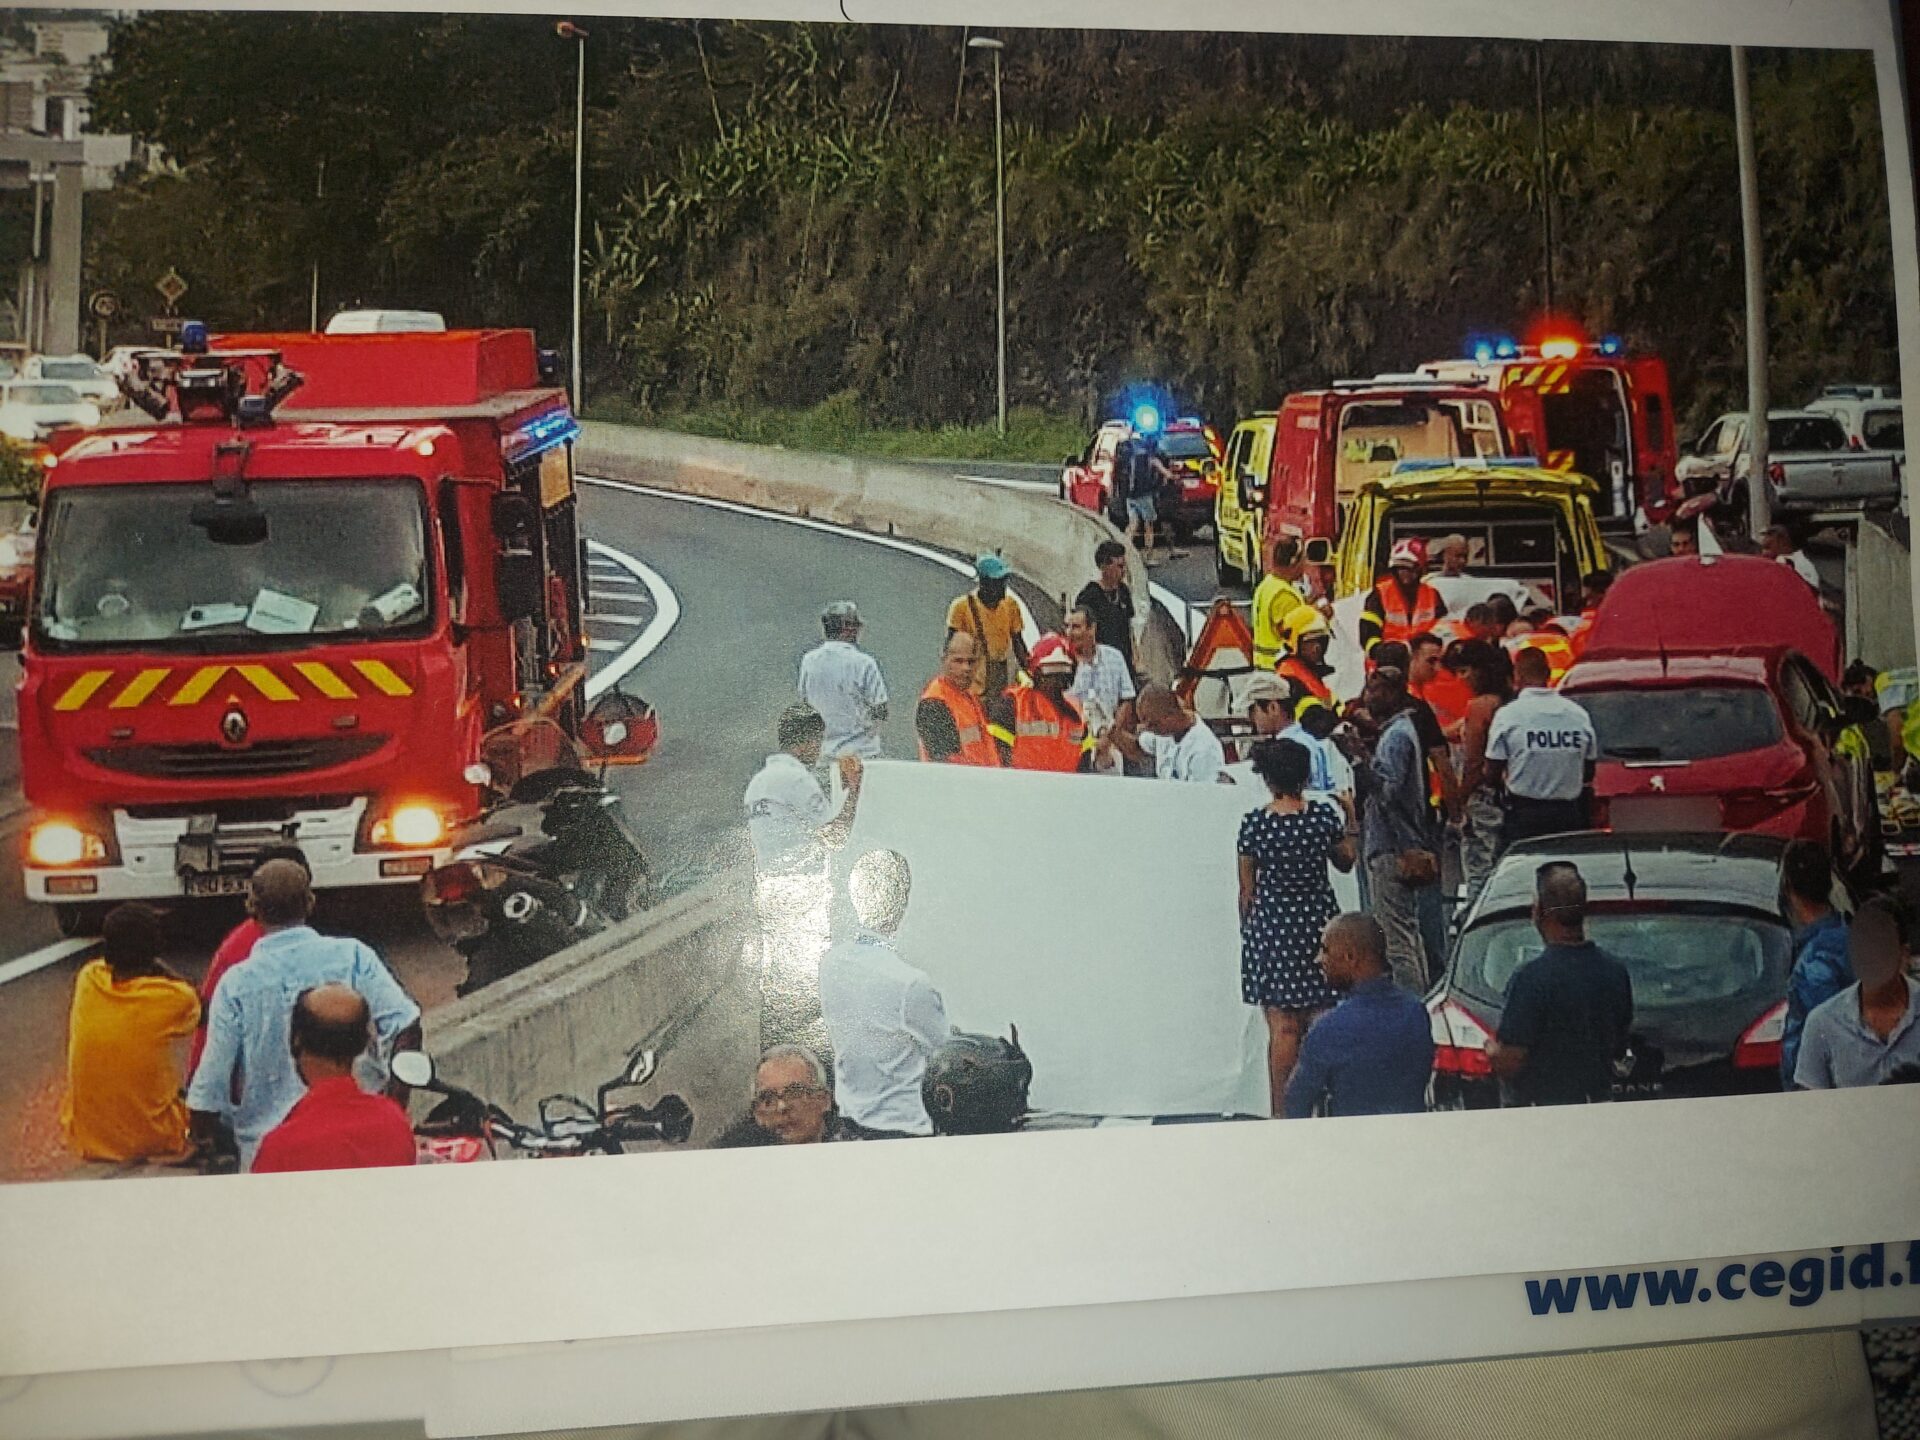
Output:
top-left (53, 670), bottom-right (113, 711)
top-left (108, 668), bottom-right (171, 709)
top-left (235, 664), bottom-right (298, 702)
top-left (168, 665), bottom-right (230, 706)
top-left (352, 659), bottom-right (413, 697)
top-left (295, 661), bottom-right (356, 700)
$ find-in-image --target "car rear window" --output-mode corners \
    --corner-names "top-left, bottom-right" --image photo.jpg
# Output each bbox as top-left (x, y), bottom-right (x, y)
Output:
top-left (1455, 911), bottom-right (1790, 1012)
top-left (1160, 431), bottom-right (1213, 461)
top-left (1864, 409), bottom-right (1905, 450)
top-left (1568, 685), bottom-right (1782, 762)
top-left (1768, 416), bottom-right (1847, 452)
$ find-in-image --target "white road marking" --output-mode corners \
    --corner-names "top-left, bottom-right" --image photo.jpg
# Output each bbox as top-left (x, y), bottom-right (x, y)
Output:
top-left (588, 589), bottom-right (652, 606)
top-left (0, 938), bottom-right (94, 988)
top-left (587, 573), bottom-right (645, 587)
top-left (956, 472), bottom-right (1054, 493)
top-left (583, 538), bottom-right (681, 700)
top-left (588, 612), bottom-right (646, 628)
top-left (587, 638), bottom-right (625, 653)
top-left (580, 475), bottom-right (1043, 648)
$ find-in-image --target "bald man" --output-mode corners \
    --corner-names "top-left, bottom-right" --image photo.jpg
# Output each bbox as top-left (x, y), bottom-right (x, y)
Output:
top-left (187, 859), bottom-right (421, 1169)
top-left (1106, 684), bottom-right (1228, 783)
top-left (251, 984), bottom-right (417, 1173)
top-left (1486, 862), bottom-right (1634, 1107)
top-left (1283, 915), bottom-right (1434, 1119)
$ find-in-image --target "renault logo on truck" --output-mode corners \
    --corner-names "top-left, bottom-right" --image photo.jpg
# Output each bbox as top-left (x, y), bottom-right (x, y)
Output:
top-left (220, 706), bottom-right (250, 746)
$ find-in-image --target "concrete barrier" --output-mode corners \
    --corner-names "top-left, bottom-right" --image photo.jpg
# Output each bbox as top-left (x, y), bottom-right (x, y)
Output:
top-left (1845, 515), bottom-right (1918, 670)
top-left (420, 876), bottom-right (760, 1149)
top-left (577, 422), bottom-right (1183, 687)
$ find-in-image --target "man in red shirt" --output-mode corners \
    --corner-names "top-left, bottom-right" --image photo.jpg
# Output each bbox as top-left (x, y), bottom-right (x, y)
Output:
top-left (251, 984), bottom-right (416, 1174)
top-left (186, 844), bottom-right (310, 1080)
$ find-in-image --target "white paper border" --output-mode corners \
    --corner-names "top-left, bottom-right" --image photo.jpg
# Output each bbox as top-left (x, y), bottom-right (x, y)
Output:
top-left (2, 0), bottom-right (1918, 1406)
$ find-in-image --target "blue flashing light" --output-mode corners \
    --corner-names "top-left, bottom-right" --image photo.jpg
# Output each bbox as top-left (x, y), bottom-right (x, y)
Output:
top-left (1131, 403), bottom-right (1163, 435)
top-left (505, 408), bottom-right (581, 461)
top-left (1599, 335), bottom-right (1623, 356)
top-left (180, 320), bottom-right (209, 355)
top-left (1494, 338), bottom-right (1518, 359)
top-left (1472, 342), bottom-right (1495, 364)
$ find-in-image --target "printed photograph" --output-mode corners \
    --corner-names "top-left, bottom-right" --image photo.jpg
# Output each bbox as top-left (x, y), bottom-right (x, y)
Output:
top-left (0, 11), bottom-right (1911, 1183)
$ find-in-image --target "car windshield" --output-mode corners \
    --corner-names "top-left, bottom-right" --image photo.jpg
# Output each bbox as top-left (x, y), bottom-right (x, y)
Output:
top-left (38, 361), bottom-right (101, 382)
top-left (35, 479), bottom-right (431, 651)
top-left (1568, 684), bottom-right (1783, 762)
top-left (6, 384), bottom-right (81, 406)
top-left (1158, 431), bottom-right (1214, 461)
top-left (1455, 910), bottom-right (1791, 1012)
top-left (1864, 409), bottom-right (1905, 450)
top-left (1768, 416), bottom-right (1847, 452)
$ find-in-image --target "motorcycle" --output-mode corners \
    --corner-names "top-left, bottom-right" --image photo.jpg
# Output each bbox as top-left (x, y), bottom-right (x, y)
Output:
top-left (424, 712), bottom-right (656, 997)
top-left (394, 1045), bottom-right (694, 1161)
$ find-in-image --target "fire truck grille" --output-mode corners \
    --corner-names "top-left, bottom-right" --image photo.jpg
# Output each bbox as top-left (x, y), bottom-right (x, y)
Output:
top-left (85, 735), bottom-right (387, 780)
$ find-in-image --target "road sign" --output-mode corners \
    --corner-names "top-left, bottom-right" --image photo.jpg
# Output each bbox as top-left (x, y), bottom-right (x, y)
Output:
top-left (154, 268), bottom-right (188, 308)
top-left (89, 290), bottom-right (120, 320)
top-left (148, 315), bottom-right (185, 336)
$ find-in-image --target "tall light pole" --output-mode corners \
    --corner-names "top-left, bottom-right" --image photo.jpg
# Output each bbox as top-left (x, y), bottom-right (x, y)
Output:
top-left (558, 21), bottom-right (589, 408)
top-left (1731, 45), bottom-right (1771, 538)
top-left (1533, 42), bottom-right (1553, 314)
top-left (968, 35), bottom-right (1007, 437)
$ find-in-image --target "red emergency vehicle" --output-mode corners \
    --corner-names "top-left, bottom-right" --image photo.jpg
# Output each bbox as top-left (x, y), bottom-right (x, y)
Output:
top-left (1212, 378), bottom-right (1506, 583)
top-left (19, 325), bottom-right (607, 934)
top-left (1419, 330), bottom-right (1680, 527)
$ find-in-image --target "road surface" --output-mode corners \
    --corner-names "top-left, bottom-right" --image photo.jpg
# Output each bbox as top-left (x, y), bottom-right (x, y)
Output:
top-left (0, 477), bottom-right (1049, 1180)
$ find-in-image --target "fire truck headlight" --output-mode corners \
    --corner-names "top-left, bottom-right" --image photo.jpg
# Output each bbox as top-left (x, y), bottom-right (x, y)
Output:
top-left (28, 821), bottom-right (108, 868)
top-left (373, 804), bottom-right (446, 849)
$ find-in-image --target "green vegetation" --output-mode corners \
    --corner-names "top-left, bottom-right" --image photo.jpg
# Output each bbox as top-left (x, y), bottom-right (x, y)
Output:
top-left (76, 19), bottom-right (1898, 441)
top-left (587, 393), bottom-right (1083, 464)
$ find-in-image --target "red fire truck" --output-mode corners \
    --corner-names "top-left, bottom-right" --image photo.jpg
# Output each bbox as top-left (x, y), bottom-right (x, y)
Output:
top-left (1419, 330), bottom-right (1680, 528)
top-left (19, 324), bottom-right (624, 934)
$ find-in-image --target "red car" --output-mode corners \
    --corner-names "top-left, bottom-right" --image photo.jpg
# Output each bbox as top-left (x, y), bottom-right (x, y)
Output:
top-left (1559, 554), bottom-right (1881, 882)
top-left (1060, 417), bottom-right (1223, 538)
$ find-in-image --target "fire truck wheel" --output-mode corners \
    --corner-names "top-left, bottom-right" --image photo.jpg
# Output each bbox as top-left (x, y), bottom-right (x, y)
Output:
top-left (54, 902), bottom-right (109, 939)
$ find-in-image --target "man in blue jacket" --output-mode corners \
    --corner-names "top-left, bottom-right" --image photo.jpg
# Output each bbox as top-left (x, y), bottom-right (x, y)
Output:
top-left (1778, 838), bottom-right (1851, 1086)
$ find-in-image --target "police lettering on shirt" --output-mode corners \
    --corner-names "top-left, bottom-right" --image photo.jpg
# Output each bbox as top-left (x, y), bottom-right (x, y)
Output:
top-left (1485, 689), bottom-right (1596, 802)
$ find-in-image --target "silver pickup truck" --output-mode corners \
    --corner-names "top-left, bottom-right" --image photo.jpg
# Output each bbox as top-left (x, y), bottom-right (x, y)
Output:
top-left (1675, 409), bottom-right (1900, 525)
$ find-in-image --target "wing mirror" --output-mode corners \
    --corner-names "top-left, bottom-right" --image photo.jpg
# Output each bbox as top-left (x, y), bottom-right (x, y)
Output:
top-left (582, 688), bottom-right (659, 765)
top-left (391, 1049), bottom-right (436, 1090)
top-left (1304, 537), bottom-right (1334, 566)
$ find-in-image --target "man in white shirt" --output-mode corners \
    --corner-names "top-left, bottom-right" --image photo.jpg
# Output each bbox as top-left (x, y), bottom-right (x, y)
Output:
top-left (818, 850), bottom-right (951, 1139)
top-left (1063, 605), bottom-right (1136, 774)
top-left (1106, 683), bottom-right (1228, 783)
top-left (1484, 647), bottom-right (1596, 846)
top-left (1762, 524), bottom-right (1821, 590)
top-left (744, 707), bottom-right (864, 1026)
top-left (798, 601), bottom-right (889, 760)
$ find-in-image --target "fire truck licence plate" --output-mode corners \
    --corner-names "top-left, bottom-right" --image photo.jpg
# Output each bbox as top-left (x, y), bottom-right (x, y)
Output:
top-left (184, 872), bottom-right (252, 898)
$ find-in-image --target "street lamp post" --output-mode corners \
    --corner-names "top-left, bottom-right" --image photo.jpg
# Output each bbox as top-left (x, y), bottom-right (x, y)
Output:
top-left (558, 21), bottom-right (589, 409)
top-left (968, 35), bottom-right (1007, 438)
top-left (1731, 45), bottom-right (1771, 539)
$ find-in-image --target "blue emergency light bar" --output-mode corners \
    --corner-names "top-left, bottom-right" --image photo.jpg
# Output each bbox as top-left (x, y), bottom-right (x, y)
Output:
top-left (1131, 403), bottom-right (1163, 435)
top-left (503, 408), bottom-right (581, 462)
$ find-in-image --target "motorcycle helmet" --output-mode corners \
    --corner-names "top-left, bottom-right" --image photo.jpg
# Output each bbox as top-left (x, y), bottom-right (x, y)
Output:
top-left (922, 1026), bottom-right (1032, 1136)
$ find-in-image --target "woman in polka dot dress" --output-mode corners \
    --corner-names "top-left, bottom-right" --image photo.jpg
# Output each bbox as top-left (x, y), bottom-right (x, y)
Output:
top-left (1237, 737), bottom-right (1357, 1115)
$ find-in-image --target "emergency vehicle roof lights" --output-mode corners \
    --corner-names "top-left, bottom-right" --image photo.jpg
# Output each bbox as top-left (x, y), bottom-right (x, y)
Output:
top-left (1131, 403), bottom-right (1162, 435)
top-left (180, 320), bottom-right (210, 355)
top-left (502, 409), bottom-right (580, 463)
top-left (1472, 342), bottom-right (1495, 363)
top-left (1494, 338), bottom-right (1518, 359)
top-left (1538, 337), bottom-right (1582, 361)
top-left (1599, 335), bottom-right (1623, 356)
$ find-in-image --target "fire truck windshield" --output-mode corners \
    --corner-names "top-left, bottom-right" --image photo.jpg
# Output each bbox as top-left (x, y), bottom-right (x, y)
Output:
top-left (35, 479), bottom-right (431, 652)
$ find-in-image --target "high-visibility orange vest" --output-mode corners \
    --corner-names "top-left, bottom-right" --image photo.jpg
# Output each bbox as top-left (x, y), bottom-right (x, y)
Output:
top-left (1276, 656), bottom-right (1333, 705)
top-left (1415, 667), bottom-right (1474, 734)
top-left (1371, 577), bottom-right (1443, 647)
top-left (1002, 687), bottom-right (1089, 772)
top-left (1504, 632), bottom-right (1576, 686)
top-left (919, 675), bottom-right (1003, 766)
top-left (1565, 608), bottom-right (1600, 662)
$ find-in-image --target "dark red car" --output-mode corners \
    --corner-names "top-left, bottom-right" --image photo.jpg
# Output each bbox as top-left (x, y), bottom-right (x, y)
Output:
top-left (1059, 417), bottom-right (1223, 538)
top-left (1559, 554), bottom-right (1880, 882)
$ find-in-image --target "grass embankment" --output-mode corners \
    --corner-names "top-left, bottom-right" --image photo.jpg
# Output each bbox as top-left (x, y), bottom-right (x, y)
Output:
top-left (584, 393), bottom-right (1084, 467)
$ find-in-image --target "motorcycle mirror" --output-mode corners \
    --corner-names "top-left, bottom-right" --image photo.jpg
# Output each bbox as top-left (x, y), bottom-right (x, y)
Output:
top-left (624, 1048), bottom-right (659, 1087)
top-left (391, 1050), bottom-right (436, 1089)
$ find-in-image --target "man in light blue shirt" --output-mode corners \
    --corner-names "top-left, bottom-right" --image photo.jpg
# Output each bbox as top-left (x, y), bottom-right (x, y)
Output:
top-left (187, 859), bottom-right (421, 1169)
top-left (1794, 895), bottom-right (1920, 1090)
top-left (798, 602), bottom-right (889, 760)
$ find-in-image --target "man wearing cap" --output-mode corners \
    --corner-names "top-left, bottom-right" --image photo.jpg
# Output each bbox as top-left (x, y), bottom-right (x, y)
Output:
top-left (986, 634), bottom-right (1092, 772)
top-left (946, 554), bottom-right (1031, 699)
top-left (1359, 538), bottom-right (1446, 656)
top-left (798, 601), bottom-right (889, 761)
top-left (1277, 609), bottom-right (1336, 707)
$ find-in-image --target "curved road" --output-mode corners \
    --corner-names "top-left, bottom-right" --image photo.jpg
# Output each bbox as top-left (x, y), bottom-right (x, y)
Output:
top-left (0, 478), bottom-right (1048, 1180)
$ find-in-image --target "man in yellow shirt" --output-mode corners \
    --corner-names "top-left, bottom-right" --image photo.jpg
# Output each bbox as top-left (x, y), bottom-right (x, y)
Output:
top-left (945, 553), bottom-right (1031, 698)
top-left (61, 903), bottom-right (200, 1163)
top-left (1251, 536), bottom-right (1316, 671)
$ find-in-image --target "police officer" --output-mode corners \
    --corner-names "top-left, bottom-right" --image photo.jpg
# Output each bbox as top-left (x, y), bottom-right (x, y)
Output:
top-left (1483, 646), bottom-right (1596, 847)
